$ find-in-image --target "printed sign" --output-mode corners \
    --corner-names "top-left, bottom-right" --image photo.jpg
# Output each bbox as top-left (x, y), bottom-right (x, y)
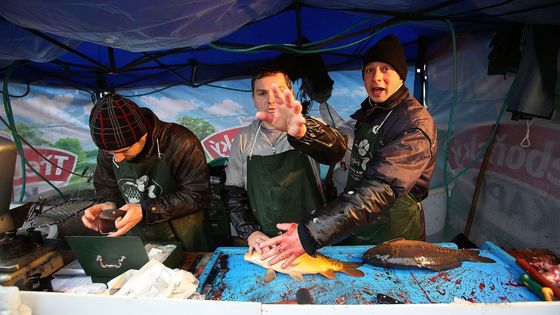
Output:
top-left (13, 147), bottom-right (77, 185)
top-left (448, 124), bottom-right (560, 195)
top-left (202, 126), bottom-right (243, 159)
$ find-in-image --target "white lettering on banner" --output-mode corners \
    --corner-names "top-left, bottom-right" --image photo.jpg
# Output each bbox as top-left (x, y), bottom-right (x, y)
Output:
top-left (25, 160), bottom-right (40, 177)
top-left (449, 125), bottom-right (560, 192)
top-left (26, 154), bottom-right (70, 176)
top-left (52, 155), bottom-right (69, 176)
top-left (202, 126), bottom-right (242, 159)
top-left (208, 134), bottom-right (233, 157)
top-left (40, 156), bottom-right (53, 176)
top-left (14, 146), bottom-right (76, 185)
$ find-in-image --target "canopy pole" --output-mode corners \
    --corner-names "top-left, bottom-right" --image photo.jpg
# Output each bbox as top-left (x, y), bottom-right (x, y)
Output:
top-left (141, 52), bottom-right (192, 85)
top-left (295, 0), bottom-right (303, 49)
top-left (108, 47), bottom-right (117, 73)
top-left (414, 36), bottom-right (426, 105)
top-left (24, 28), bottom-right (110, 72)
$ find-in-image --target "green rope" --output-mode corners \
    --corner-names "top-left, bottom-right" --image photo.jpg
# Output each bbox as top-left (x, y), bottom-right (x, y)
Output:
top-left (442, 19), bottom-right (458, 214)
top-left (209, 20), bottom-right (405, 54)
top-left (2, 61), bottom-right (66, 201)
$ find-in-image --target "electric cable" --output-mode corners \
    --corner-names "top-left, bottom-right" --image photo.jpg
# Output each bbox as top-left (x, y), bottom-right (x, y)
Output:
top-left (2, 62), bottom-right (66, 201)
top-left (432, 19), bottom-right (511, 216)
top-left (209, 20), bottom-right (405, 55)
top-left (441, 19), bottom-right (458, 214)
top-left (0, 116), bottom-right (91, 178)
top-left (119, 82), bottom-right (251, 98)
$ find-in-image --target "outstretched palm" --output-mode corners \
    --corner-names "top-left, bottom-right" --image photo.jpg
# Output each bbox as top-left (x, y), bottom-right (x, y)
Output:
top-left (255, 84), bottom-right (306, 139)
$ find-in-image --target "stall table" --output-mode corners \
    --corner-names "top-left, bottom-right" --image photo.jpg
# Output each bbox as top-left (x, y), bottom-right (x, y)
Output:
top-left (197, 242), bottom-right (543, 304)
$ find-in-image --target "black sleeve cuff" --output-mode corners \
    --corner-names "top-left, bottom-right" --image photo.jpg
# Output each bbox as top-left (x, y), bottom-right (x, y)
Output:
top-left (140, 198), bottom-right (150, 223)
top-left (298, 223), bottom-right (318, 256)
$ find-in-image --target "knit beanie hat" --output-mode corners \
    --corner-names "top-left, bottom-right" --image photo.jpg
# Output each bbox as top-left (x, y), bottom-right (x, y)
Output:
top-left (362, 35), bottom-right (407, 80)
top-left (89, 94), bottom-right (148, 151)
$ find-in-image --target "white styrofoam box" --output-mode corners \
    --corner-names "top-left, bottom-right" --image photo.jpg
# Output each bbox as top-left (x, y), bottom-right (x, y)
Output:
top-left (422, 187), bottom-right (448, 242)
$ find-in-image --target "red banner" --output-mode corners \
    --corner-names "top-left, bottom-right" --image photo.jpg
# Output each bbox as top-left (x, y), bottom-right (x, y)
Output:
top-left (448, 124), bottom-right (560, 194)
top-left (201, 126), bottom-right (243, 159)
top-left (13, 147), bottom-right (77, 185)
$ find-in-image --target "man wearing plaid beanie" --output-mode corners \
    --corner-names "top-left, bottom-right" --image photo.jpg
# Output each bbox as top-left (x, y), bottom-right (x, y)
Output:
top-left (258, 34), bottom-right (438, 268)
top-left (82, 93), bottom-right (212, 251)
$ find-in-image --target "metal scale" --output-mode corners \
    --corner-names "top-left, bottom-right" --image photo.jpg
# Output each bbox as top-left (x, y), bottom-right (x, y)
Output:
top-left (0, 198), bottom-right (94, 289)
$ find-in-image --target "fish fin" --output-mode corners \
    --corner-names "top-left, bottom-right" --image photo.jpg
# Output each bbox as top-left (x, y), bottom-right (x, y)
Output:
top-left (320, 270), bottom-right (336, 279)
top-left (425, 262), bottom-right (461, 271)
top-left (380, 237), bottom-right (405, 244)
top-left (340, 267), bottom-right (364, 277)
top-left (340, 262), bottom-right (364, 277)
top-left (264, 269), bottom-right (276, 283)
top-left (289, 272), bottom-right (304, 282)
top-left (467, 255), bottom-right (496, 263)
top-left (341, 261), bottom-right (363, 269)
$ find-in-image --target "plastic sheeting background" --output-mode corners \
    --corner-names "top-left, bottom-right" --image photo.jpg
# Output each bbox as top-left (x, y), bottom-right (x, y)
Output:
top-left (426, 32), bottom-right (560, 252)
top-left (0, 70), bottom-right (366, 200)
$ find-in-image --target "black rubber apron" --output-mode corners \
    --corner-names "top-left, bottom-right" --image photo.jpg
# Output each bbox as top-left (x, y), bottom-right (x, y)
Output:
top-left (342, 111), bottom-right (424, 245)
top-left (112, 153), bottom-right (210, 251)
top-left (246, 149), bottom-right (323, 237)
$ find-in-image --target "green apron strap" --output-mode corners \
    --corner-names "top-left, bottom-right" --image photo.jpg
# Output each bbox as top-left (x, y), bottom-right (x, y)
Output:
top-left (112, 154), bottom-right (211, 251)
top-left (246, 150), bottom-right (322, 237)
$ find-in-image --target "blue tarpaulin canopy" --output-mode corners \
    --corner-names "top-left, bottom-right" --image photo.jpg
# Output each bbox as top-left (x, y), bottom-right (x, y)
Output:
top-left (1, 0), bottom-right (558, 90)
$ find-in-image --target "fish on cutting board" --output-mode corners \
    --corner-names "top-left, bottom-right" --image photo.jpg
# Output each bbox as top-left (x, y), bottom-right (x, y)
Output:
top-left (244, 251), bottom-right (364, 282)
top-left (362, 238), bottom-right (495, 271)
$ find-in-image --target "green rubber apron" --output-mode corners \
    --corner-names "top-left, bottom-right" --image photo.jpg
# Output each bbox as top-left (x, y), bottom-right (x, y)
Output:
top-left (246, 148), bottom-right (323, 237)
top-left (112, 150), bottom-right (210, 251)
top-left (342, 109), bottom-right (424, 245)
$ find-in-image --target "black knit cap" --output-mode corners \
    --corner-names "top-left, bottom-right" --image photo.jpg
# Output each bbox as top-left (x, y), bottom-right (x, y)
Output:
top-left (362, 35), bottom-right (407, 80)
top-left (89, 93), bottom-right (148, 151)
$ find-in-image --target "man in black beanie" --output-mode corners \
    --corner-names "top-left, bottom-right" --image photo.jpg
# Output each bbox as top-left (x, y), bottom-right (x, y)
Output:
top-left (82, 93), bottom-right (212, 251)
top-left (258, 34), bottom-right (437, 268)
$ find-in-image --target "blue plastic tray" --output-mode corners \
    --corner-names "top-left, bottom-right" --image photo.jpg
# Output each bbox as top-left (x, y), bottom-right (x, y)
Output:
top-left (197, 241), bottom-right (540, 304)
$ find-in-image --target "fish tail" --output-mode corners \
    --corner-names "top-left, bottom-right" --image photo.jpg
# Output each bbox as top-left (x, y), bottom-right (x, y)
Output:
top-left (339, 262), bottom-right (364, 277)
top-left (464, 250), bottom-right (496, 263)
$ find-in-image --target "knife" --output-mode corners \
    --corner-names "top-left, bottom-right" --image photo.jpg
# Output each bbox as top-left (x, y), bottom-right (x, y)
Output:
top-left (516, 258), bottom-right (560, 300)
top-left (377, 293), bottom-right (403, 304)
top-left (201, 254), bottom-right (228, 298)
top-left (520, 274), bottom-right (554, 302)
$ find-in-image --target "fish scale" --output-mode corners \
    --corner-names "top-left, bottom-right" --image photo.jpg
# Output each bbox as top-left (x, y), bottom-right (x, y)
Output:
top-left (363, 239), bottom-right (495, 271)
top-left (244, 251), bottom-right (364, 282)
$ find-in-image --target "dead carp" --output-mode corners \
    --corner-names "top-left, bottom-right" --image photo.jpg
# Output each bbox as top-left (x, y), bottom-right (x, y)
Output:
top-left (244, 251), bottom-right (364, 282)
top-left (362, 239), bottom-right (495, 271)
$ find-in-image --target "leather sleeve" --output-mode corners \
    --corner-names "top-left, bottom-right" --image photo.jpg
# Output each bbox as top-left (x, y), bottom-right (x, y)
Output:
top-left (225, 185), bottom-right (260, 240)
top-left (142, 126), bottom-right (211, 224)
top-left (300, 179), bottom-right (396, 254)
top-left (288, 116), bottom-right (347, 165)
top-left (93, 151), bottom-right (126, 208)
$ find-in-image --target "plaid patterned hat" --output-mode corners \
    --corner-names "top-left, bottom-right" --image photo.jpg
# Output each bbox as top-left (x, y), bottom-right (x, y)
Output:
top-left (89, 94), bottom-right (148, 151)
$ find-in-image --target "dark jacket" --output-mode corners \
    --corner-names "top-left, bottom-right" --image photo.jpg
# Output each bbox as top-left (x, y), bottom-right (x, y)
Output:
top-left (225, 116), bottom-right (347, 239)
top-left (298, 87), bottom-right (437, 253)
top-left (93, 108), bottom-right (211, 224)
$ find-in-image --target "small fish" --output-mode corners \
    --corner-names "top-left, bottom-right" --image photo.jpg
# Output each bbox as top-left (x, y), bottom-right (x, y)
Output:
top-left (363, 239), bottom-right (495, 271)
top-left (244, 251), bottom-right (364, 282)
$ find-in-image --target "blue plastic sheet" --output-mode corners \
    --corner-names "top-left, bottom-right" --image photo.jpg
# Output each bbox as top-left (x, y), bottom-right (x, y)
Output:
top-left (197, 242), bottom-right (540, 304)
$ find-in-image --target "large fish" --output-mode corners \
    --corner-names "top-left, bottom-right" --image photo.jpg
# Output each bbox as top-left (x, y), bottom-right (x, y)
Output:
top-left (244, 251), bottom-right (364, 282)
top-left (362, 239), bottom-right (495, 271)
